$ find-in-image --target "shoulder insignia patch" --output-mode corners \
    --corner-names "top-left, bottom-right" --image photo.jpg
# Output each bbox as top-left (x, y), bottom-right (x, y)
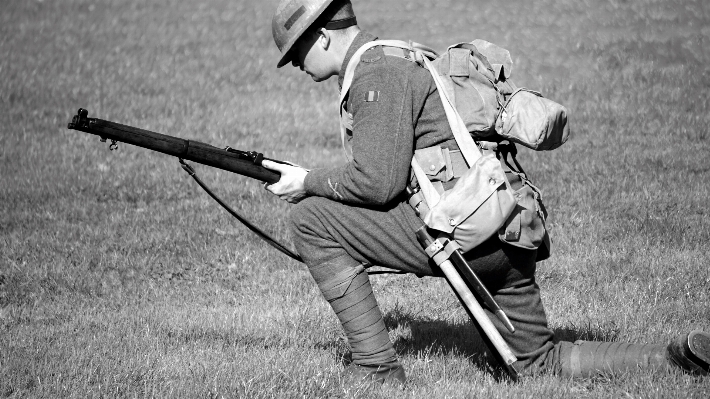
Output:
top-left (364, 91), bottom-right (380, 102)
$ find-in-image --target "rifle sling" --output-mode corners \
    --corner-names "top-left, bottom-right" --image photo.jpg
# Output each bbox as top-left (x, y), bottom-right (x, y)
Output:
top-left (179, 158), bottom-right (303, 262)
top-left (178, 159), bottom-right (404, 275)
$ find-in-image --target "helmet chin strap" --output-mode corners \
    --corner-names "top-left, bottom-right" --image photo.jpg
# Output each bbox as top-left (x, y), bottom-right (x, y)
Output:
top-left (323, 16), bottom-right (357, 30)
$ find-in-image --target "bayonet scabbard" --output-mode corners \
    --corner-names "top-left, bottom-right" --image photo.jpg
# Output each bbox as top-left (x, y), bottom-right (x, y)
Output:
top-left (414, 225), bottom-right (519, 378)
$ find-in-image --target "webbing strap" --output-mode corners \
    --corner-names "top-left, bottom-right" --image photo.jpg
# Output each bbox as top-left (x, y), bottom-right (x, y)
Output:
top-left (339, 40), bottom-right (437, 159)
top-left (179, 159), bottom-right (303, 263)
top-left (340, 39), bottom-right (471, 209)
top-left (339, 42), bottom-right (381, 159)
top-left (382, 46), bottom-right (411, 60)
top-left (412, 52), bottom-right (486, 209)
top-left (423, 237), bottom-right (461, 266)
top-left (418, 55), bottom-right (482, 167)
top-left (443, 239), bottom-right (462, 257)
top-left (340, 39), bottom-right (488, 215)
top-left (411, 158), bottom-right (441, 209)
top-left (345, 41), bottom-right (483, 167)
top-left (178, 159), bottom-right (406, 275)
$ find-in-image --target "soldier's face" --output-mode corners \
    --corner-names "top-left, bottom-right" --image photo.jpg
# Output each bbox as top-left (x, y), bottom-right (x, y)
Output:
top-left (291, 30), bottom-right (333, 82)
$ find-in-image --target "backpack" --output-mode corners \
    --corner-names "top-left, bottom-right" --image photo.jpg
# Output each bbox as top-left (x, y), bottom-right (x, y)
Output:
top-left (436, 39), bottom-right (570, 150)
top-left (339, 39), bottom-right (567, 259)
top-left (343, 39), bottom-right (570, 151)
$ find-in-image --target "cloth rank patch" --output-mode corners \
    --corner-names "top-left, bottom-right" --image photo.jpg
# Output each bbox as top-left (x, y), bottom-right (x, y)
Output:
top-left (364, 91), bottom-right (380, 102)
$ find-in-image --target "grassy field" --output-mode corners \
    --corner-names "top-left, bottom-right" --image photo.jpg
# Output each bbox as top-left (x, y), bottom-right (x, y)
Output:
top-left (1, 0), bottom-right (709, 397)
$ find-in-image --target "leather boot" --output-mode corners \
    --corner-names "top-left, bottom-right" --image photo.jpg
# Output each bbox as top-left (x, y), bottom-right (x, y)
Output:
top-left (667, 330), bottom-right (710, 376)
top-left (343, 363), bottom-right (406, 385)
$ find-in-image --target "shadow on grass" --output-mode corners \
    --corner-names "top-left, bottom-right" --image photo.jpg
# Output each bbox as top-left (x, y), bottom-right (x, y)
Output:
top-left (381, 307), bottom-right (620, 379)
top-left (383, 307), bottom-right (509, 379)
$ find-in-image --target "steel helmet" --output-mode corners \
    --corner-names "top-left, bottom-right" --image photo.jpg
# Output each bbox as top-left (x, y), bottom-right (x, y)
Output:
top-left (272, 0), bottom-right (356, 68)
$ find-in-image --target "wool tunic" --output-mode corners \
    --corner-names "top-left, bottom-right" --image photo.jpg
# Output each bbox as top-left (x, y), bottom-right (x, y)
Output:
top-left (303, 31), bottom-right (454, 206)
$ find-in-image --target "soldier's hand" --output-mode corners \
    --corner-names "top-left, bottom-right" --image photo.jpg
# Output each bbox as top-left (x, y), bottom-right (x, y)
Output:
top-left (261, 160), bottom-right (309, 204)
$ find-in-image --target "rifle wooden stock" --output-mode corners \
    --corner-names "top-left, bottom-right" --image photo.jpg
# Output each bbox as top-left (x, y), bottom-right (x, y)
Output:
top-left (67, 108), bottom-right (281, 184)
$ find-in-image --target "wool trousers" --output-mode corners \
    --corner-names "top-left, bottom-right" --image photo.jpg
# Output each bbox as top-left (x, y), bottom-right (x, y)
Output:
top-left (290, 196), bottom-right (557, 372)
top-left (290, 196), bottom-right (685, 377)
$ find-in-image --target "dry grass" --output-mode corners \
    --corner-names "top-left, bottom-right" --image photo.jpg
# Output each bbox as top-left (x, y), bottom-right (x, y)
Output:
top-left (1, 0), bottom-right (709, 397)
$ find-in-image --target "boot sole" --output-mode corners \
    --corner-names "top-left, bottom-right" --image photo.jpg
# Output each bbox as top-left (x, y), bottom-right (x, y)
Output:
top-left (687, 330), bottom-right (710, 369)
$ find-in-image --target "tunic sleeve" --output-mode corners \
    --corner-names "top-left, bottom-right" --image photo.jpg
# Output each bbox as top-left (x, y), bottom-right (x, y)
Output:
top-left (304, 60), bottom-right (415, 206)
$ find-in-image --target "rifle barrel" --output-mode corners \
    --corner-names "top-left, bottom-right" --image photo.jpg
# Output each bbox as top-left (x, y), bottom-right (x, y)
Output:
top-left (67, 108), bottom-right (280, 184)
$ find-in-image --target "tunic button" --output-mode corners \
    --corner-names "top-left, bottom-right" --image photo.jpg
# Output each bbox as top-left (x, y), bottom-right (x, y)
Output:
top-left (449, 218), bottom-right (456, 226)
top-left (429, 165), bottom-right (436, 171)
top-left (489, 178), bottom-right (496, 185)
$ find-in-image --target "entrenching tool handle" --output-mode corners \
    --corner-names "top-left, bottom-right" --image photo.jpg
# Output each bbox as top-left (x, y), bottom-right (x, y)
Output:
top-left (415, 227), bottom-right (519, 375)
top-left (446, 249), bottom-right (516, 333)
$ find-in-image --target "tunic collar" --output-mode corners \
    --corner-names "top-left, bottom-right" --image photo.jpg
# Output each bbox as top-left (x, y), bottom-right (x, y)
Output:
top-left (338, 31), bottom-right (377, 90)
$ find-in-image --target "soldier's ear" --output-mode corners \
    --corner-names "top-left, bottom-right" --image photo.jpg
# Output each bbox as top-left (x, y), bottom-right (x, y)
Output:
top-left (316, 28), bottom-right (331, 51)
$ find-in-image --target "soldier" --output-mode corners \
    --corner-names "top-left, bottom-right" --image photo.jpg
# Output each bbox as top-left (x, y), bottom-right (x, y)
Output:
top-left (262, 0), bottom-right (710, 385)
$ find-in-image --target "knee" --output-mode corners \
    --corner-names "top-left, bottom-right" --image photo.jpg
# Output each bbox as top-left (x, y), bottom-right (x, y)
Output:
top-left (290, 196), bottom-right (331, 234)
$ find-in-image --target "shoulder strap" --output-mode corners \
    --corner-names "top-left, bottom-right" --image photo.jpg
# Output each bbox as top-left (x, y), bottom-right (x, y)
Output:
top-left (411, 156), bottom-right (441, 208)
top-left (339, 41), bottom-right (483, 169)
top-left (409, 51), bottom-right (485, 209)
top-left (339, 40), bottom-right (411, 158)
top-left (417, 54), bottom-right (482, 167)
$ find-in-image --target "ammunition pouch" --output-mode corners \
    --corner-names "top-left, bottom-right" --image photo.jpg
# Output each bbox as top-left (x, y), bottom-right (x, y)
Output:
top-left (410, 143), bottom-right (551, 260)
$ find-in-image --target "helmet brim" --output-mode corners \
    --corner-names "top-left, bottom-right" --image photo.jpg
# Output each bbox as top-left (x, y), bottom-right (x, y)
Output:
top-left (277, 49), bottom-right (293, 68)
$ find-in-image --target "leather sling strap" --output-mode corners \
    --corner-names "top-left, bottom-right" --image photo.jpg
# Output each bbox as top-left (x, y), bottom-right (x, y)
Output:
top-left (178, 159), bottom-right (404, 275)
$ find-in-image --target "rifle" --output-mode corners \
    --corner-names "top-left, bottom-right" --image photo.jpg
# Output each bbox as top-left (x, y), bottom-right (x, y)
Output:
top-left (68, 108), bottom-right (281, 183)
top-left (68, 108), bottom-right (518, 378)
top-left (67, 109), bottom-right (410, 275)
top-left (67, 108), bottom-right (302, 261)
